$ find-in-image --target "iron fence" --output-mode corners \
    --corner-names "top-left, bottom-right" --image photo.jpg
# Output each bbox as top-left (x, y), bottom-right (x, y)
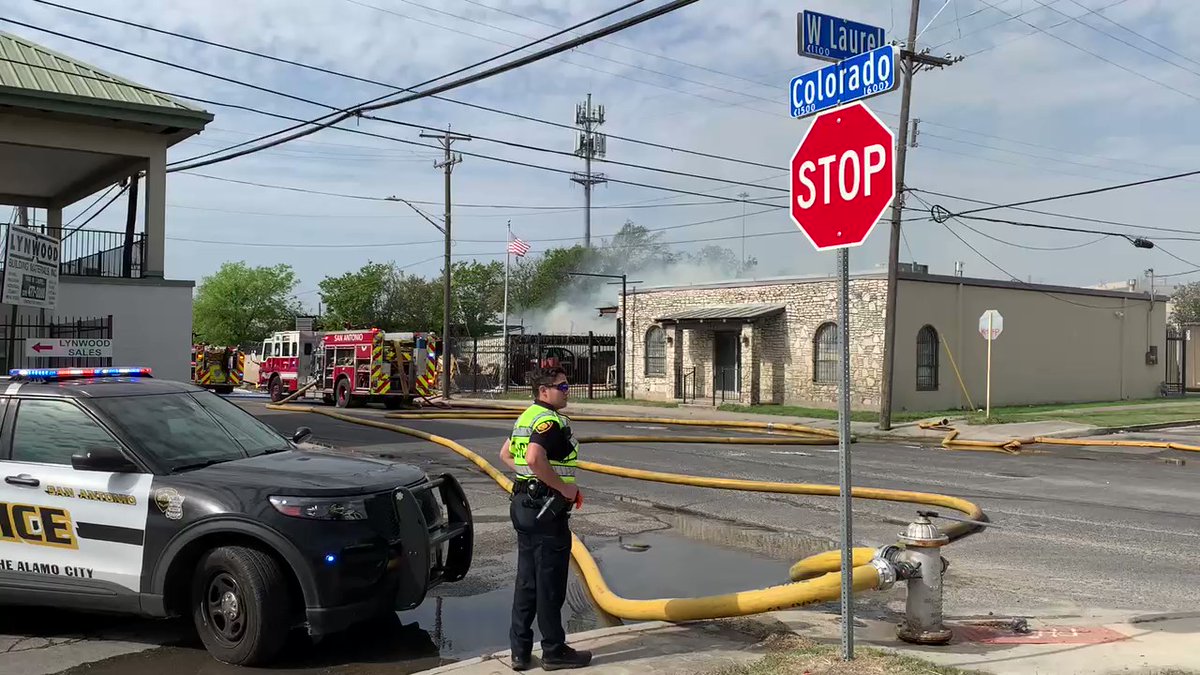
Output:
top-left (1164, 326), bottom-right (1186, 397)
top-left (0, 315), bottom-right (113, 373)
top-left (450, 332), bottom-right (619, 399)
top-left (59, 230), bottom-right (145, 278)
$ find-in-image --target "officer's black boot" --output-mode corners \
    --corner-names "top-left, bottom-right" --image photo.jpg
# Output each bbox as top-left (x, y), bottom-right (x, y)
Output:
top-left (542, 645), bottom-right (592, 670)
top-left (510, 652), bottom-right (533, 671)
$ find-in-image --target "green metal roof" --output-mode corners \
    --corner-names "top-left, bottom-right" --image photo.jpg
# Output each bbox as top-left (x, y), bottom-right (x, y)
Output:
top-left (0, 30), bottom-right (212, 130)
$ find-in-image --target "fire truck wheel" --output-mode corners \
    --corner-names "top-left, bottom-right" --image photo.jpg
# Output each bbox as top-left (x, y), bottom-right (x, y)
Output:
top-left (268, 377), bottom-right (284, 403)
top-left (335, 378), bottom-right (353, 408)
top-left (322, 394), bottom-right (335, 406)
top-left (383, 397), bottom-right (403, 410)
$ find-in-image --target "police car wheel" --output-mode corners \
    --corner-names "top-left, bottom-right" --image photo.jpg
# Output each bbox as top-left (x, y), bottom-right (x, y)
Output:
top-left (191, 545), bottom-right (290, 666)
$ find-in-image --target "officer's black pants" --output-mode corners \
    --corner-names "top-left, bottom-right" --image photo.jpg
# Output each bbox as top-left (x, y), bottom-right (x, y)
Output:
top-left (509, 493), bottom-right (572, 656)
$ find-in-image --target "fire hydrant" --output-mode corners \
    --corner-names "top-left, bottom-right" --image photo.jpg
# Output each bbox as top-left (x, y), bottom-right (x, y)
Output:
top-left (896, 513), bottom-right (953, 645)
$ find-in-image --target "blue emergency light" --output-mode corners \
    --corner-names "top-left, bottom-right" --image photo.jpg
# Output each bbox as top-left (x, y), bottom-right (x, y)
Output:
top-left (9, 366), bottom-right (153, 380)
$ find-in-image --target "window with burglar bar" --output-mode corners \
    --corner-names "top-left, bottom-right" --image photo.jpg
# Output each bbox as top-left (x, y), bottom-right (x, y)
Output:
top-left (645, 325), bottom-right (666, 377)
top-left (917, 325), bottom-right (939, 391)
top-left (813, 322), bottom-right (838, 384)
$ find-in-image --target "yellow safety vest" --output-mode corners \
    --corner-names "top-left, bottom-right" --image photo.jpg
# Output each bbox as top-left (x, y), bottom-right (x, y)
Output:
top-left (510, 403), bottom-right (578, 484)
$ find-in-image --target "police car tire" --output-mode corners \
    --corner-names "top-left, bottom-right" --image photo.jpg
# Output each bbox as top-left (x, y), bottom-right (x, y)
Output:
top-left (191, 545), bottom-right (290, 666)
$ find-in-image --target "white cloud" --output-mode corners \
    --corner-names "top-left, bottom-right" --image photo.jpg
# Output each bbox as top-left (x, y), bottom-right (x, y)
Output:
top-left (6, 0), bottom-right (1200, 312)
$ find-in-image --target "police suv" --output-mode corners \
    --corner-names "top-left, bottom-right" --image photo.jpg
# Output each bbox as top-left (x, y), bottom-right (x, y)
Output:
top-left (0, 367), bottom-right (473, 665)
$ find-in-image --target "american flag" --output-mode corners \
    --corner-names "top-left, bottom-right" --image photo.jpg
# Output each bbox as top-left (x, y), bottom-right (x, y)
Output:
top-left (507, 237), bottom-right (531, 257)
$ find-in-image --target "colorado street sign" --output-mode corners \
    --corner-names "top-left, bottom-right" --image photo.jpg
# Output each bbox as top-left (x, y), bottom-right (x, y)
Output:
top-left (789, 44), bottom-right (897, 119)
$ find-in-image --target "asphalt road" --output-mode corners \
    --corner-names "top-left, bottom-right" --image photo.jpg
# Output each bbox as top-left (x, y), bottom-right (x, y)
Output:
top-left (305, 404), bottom-right (1200, 618)
top-left (5, 401), bottom-right (1197, 674)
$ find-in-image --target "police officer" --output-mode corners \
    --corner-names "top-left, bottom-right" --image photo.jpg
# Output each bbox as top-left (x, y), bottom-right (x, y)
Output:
top-left (498, 366), bottom-right (592, 671)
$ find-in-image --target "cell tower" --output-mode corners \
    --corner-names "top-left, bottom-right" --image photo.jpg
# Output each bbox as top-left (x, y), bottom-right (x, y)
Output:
top-left (571, 93), bottom-right (607, 248)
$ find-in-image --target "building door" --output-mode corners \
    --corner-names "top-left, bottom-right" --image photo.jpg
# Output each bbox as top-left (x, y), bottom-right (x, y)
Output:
top-left (714, 332), bottom-right (740, 401)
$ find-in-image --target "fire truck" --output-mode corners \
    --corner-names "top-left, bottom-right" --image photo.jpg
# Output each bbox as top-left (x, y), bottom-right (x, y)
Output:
top-left (258, 328), bottom-right (442, 408)
top-left (190, 344), bottom-right (245, 394)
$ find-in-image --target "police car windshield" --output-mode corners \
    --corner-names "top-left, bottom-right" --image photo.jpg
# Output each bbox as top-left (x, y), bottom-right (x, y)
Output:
top-left (91, 392), bottom-right (290, 471)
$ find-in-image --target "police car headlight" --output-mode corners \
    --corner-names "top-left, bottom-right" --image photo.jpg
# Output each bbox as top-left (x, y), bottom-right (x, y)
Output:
top-left (269, 495), bottom-right (368, 521)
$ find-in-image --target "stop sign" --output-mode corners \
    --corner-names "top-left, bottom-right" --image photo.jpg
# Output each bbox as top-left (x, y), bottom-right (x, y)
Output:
top-left (789, 102), bottom-right (895, 251)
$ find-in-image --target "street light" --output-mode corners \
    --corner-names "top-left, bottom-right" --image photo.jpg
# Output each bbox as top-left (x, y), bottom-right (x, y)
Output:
top-left (567, 271), bottom-right (636, 398)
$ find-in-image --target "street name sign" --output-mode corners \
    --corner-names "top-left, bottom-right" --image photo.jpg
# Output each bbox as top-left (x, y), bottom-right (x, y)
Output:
top-left (2, 226), bottom-right (59, 310)
top-left (25, 338), bottom-right (113, 359)
top-left (790, 44), bottom-right (897, 118)
top-left (789, 101), bottom-right (896, 250)
top-left (798, 10), bottom-right (887, 62)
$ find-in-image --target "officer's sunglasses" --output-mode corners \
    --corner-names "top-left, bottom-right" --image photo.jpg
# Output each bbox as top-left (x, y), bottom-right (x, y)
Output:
top-left (549, 382), bottom-right (570, 392)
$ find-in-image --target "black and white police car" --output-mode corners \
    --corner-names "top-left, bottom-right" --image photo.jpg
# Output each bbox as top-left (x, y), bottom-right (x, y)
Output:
top-left (0, 366), bottom-right (473, 665)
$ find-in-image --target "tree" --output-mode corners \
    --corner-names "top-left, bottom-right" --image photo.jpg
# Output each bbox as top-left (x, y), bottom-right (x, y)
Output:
top-left (317, 262), bottom-right (396, 329)
top-left (451, 260), bottom-right (504, 336)
top-left (388, 272), bottom-right (443, 332)
top-left (193, 262), bottom-right (301, 345)
top-left (1170, 281), bottom-right (1200, 326)
top-left (596, 219), bottom-right (678, 275)
top-left (511, 245), bottom-right (592, 310)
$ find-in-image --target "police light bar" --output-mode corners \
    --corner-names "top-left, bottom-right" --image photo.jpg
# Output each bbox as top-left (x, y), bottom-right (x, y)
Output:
top-left (9, 367), bottom-right (153, 380)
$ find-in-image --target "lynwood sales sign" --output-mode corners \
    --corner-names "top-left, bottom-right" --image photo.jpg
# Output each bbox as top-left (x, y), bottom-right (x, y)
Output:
top-left (3, 226), bottom-right (59, 310)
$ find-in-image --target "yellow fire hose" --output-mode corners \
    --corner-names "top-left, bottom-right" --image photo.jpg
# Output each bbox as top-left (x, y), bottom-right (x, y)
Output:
top-left (917, 420), bottom-right (1200, 454)
top-left (266, 402), bottom-right (987, 623)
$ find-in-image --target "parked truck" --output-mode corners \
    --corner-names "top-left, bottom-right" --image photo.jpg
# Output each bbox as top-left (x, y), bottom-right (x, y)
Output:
top-left (190, 344), bottom-right (245, 394)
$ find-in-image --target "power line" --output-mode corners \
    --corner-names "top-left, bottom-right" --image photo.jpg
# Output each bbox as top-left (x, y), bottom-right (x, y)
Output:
top-left (906, 193), bottom-right (1129, 310)
top-left (25, 0), bottom-right (785, 172)
top-left (62, 183), bottom-right (130, 239)
top-left (950, 167), bottom-right (1200, 217)
top-left (0, 55), bottom-right (788, 208)
top-left (169, 0), bottom-right (702, 171)
top-left (910, 187), bottom-right (1200, 237)
top-left (947, 219), bottom-right (1108, 251)
top-left (7, 11), bottom-right (787, 198)
top-left (968, 0), bottom-right (1200, 105)
top-left (63, 183), bottom-right (119, 228)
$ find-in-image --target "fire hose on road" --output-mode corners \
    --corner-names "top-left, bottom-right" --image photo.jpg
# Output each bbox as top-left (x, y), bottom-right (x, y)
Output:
top-left (265, 402), bottom-right (984, 639)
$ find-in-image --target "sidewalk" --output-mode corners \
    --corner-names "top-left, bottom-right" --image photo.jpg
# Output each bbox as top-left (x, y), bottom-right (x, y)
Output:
top-left (452, 396), bottom-right (1097, 444)
top-left (416, 610), bottom-right (1200, 674)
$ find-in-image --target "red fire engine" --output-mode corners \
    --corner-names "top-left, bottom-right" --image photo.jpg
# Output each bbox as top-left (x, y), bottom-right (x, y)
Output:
top-left (190, 344), bottom-right (245, 394)
top-left (258, 328), bottom-right (441, 408)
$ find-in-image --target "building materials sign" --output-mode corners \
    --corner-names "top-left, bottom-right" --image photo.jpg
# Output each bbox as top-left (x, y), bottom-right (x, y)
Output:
top-left (3, 226), bottom-right (59, 310)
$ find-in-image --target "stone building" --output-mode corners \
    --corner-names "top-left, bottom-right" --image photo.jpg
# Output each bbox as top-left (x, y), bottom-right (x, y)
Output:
top-left (621, 270), bottom-right (1168, 412)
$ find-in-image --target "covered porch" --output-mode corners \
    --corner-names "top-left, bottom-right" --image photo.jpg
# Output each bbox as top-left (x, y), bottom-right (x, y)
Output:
top-left (654, 303), bottom-right (785, 405)
top-left (0, 30), bottom-right (213, 378)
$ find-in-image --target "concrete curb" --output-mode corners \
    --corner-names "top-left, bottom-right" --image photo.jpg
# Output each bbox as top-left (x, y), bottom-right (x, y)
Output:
top-left (413, 621), bottom-right (672, 674)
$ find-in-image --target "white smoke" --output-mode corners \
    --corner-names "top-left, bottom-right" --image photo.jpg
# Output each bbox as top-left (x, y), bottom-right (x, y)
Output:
top-left (512, 259), bottom-right (762, 335)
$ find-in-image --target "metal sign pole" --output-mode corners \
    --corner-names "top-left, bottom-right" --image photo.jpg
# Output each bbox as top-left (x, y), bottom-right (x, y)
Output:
top-left (986, 313), bottom-right (993, 419)
top-left (837, 246), bottom-right (854, 659)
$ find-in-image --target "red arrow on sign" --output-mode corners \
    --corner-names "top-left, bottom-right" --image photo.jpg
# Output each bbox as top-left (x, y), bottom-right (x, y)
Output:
top-left (31, 343), bottom-right (52, 353)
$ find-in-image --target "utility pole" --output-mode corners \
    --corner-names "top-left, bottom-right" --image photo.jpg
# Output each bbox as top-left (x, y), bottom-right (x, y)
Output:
top-left (420, 126), bottom-right (471, 400)
top-left (878, 0), bottom-right (961, 430)
top-left (737, 191), bottom-right (749, 268)
top-left (571, 93), bottom-right (607, 248)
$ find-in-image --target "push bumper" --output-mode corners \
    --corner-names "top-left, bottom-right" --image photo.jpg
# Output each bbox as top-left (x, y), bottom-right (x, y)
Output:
top-left (303, 472), bottom-right (474, 636)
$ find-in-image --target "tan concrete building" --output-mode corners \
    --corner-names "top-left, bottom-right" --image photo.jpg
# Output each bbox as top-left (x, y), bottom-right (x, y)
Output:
top-left (622, 271), bottom-right (1168, 412)
top-left (0, 31), bottom-right (212, 380)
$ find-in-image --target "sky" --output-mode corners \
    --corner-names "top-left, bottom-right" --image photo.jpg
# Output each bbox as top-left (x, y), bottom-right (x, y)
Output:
top-left (6, 0), bottom-right (1200, 312)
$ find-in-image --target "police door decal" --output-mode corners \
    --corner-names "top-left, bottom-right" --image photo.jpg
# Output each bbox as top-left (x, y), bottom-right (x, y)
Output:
top-left (0, 464), bottom-right (153, 592)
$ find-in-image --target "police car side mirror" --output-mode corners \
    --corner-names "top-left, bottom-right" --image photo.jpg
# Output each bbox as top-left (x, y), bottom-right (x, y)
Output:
top-left (292, 426), bottom-right (313, 444)
top-left (72, 446), bottom-right (139, 473)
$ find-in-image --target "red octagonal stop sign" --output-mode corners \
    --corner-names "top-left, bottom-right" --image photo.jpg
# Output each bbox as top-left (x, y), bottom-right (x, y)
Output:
top-left (790, 102), bottom-right (895, 251)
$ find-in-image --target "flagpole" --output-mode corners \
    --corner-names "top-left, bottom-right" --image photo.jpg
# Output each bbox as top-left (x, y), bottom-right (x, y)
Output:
top-left (501, 220), bottom-right (511, 393)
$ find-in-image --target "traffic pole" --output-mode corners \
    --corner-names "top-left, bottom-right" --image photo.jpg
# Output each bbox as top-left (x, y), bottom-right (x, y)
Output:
top-left (986, 313), bottom-right (993, 419)
top-left (837, 246), bottom-right (854, 660)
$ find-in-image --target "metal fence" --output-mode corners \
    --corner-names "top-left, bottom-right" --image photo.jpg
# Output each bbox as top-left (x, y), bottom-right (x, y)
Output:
top-left (0, 224), bottom-right (145, 279)
top-left (1164, 326), bottom-right (1187, 397)
top-left (450, 332), bottom-right (620, 399)
top-left (0, 315), bottom-right (113, 373)
top-left (60, 230), bottom-right (145, 278)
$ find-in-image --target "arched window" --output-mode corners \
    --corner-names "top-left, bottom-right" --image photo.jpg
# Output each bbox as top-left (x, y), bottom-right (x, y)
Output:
top-left (645, 325), bottom-right (666, 377)
top-left (813, 322), bottom-right (838, 384)
top-left (917, 325), bottom-right (939, 391)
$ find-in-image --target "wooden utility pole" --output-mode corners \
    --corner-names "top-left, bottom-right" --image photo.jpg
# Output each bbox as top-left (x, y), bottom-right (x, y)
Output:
top-left (420, 127), bottom-right (471, 399)
top-left (878, 0), bottom-right (960, 430)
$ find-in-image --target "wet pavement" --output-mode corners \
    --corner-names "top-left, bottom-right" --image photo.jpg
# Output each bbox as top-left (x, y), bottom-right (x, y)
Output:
top-left (30, 528), bottom-right (796, 675)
